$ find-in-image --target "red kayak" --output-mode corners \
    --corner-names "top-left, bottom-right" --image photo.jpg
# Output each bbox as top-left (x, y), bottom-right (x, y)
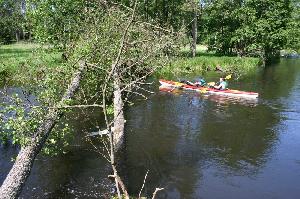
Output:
top-left (159, 79), bottom-right (259, 99)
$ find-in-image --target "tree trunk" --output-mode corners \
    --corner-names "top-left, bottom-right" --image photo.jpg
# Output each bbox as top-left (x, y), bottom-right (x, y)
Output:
top-left (144, 0), bottom-right (148, 20)
top-left (15, 31), bottom-right (20, 43)
top-left (191, 2), bottom-right (198, 57)
top-left (0, 61), bottom-right (86, 199)
top-left (112, 69), bottom-right (125, 151)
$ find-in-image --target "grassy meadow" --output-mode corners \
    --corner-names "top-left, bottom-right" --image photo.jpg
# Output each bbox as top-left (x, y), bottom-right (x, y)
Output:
top-left (156, 45), bottom-right (261, 78)
top-left (0, 43), bottom-right (261, 84)
top-left (0, 42), bottom-right (63, 84)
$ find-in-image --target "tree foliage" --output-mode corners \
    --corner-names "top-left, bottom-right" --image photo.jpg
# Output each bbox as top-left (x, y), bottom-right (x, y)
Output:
top-left (27, 0), bottom-right (91, 50)
top-left (285, 0), bottom-right (300, 52)
top-left (0, 1), bottom-right (182, 155)
top-left (0, 0), bottom-right (298, 156)
top-left (0, 0), bottom-right (25, 44)
top-left (202, 0), bottom-right (293, 61)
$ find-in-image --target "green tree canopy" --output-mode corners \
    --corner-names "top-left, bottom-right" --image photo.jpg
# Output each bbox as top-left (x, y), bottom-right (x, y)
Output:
top-left (202, 0), bottom-right (293, 61)
top-left (0, 0), bottom-right (25, 44)
top-left (285, 0), bottom-right (300, 52)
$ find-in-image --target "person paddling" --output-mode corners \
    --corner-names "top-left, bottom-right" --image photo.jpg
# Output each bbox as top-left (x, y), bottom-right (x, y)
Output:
top-left (181, 77), bottom-right (206, 87)
top-left (195, 78), bottom-right (206, 87)
top-left (213, 77), bottom-right (228, 90)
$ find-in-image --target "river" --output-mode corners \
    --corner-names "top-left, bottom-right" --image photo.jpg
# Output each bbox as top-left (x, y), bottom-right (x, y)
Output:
top-left (1, 58), bottom-right (300, 198)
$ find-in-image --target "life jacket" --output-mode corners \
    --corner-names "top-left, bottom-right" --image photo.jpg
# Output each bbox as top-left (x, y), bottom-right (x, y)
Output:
top-left (220, 81), bottom-right (228, 89)
top-left (199, 78), bottom-right (206, 86)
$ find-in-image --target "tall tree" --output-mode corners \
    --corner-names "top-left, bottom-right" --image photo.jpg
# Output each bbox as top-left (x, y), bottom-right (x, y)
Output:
top-left (235, 0), bottom-right (292, 60)
top-left (191, 0), bottom-right (200, 57)
top-left (203, 0), bottom-right (241, 54)
top-left (202, 0), bottom-right (293, 61)
top-left (0, 0), bottom-right (25, 44)
top-left (0, 62), bottom-right (86, 199)
top-left (0, 1), bottom-right (181, 198)
top-left (27, 0), bottom-right (91, 53)
top-left (285, 0), bottom-right (300, 52)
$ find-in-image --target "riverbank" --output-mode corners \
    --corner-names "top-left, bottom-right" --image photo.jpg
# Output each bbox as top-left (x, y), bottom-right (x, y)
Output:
top-left (156, 45), bottom-right (261, 78)
top-left (280, 49), bottom-right (300, 58)
top-left (1, 43), bottom-right (261, 84)
top-left (0, 42), bottom-right (38, 71)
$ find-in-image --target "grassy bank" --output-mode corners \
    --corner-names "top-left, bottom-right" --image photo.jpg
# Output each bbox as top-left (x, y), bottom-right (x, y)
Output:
top-left (1, 43), bottom-right (261, 84)
top-left (157, 45), bottom-right (261, 78)
top-left (0, 42), bottom-right (39, 71)
top-left (0, 42), bottom-right (62, 84)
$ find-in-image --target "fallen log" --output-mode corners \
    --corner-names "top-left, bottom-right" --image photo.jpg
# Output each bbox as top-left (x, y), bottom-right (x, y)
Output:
top-left (0, 61), bottom-right (86, 199)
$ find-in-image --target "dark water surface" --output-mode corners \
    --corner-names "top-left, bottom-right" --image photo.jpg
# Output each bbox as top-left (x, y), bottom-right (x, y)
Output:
top-left (123, 59), bottom-right (300, 199)
top-left (1, 59), bottom-right (300, 198)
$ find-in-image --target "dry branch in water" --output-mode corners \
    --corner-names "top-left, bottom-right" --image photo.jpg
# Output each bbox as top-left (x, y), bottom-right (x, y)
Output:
top-left (138, 170), bottom-right (149, 199)
top-left (152, 188), bottom-right (165, 199)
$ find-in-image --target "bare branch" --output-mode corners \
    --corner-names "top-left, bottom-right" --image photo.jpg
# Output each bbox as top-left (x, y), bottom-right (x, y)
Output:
top-left (138, 170), bottom-right (149, 199)
top-left (152, 188), bottom-right (165, 199)
top-left (0, 61), bottom-right (86, 198)
top-left (51, 104), bottom-right (103, 109)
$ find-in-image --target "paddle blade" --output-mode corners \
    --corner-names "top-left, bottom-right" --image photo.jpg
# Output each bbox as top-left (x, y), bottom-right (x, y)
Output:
top-left (200, 88), bottom-right (207, 93)
top-left (225, 74), bottom-right (232, 80)
top-left (174, 82), bottom-right (184, 87)
top-left (207, 82), bottom-right (215, 86)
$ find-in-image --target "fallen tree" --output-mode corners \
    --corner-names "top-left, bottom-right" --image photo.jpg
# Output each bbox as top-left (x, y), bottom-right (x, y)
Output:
top-left (0, 61), bottom-right (86, 199)
top-left (0, 1), bottom-right (182, 198)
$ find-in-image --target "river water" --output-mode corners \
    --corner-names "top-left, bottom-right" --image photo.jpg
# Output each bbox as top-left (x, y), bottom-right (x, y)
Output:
top-left (1, 58), bottom-right (300, 198)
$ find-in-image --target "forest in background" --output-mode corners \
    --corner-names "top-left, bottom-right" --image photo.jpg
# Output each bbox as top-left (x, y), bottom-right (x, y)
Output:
top-left (1, 0), bottom-right (299, 60)
top-left (0, 0), bottom-right (300, 198)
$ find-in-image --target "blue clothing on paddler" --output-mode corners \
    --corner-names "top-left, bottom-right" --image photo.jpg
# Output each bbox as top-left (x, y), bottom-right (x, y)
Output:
top-left (194, 77), bottom-right (206, 86)
top-left (214, 77), bottom-right (228, 90)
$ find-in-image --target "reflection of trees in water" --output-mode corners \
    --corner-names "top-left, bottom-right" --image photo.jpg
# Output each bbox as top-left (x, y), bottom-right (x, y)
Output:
top-left (198, 96), bottom-right (281, 177)
top-left (121, 59), bottom-right (300, 198)
top-left (260, 59), bottom-right (300, 99)
top-left (0, 141), bottom-right (112, 198)
top-left (122, 93), bottom-right (206, 198)
top-left (198, 60), bottom-right (300, 176)
top-left (122, 96), bottom-right (281, 197)
top-left (18, 150), bottom-right (112, 198)
top-left (0, 88), bottom-right (112, 198)
top-left (122, 91), bottom-right (282, 198)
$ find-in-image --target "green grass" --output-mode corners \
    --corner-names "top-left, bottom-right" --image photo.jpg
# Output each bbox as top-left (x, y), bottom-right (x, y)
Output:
top-left (180, 44), bottom-right (209, 55)
top-left (1, 42), bottom-right (261, 85)
top-left (0, 42), bottom-right (38, 72)
top-left (156, 45), bottom-right (261, 78)
top-left (0, 42), bottom-right (63, 84)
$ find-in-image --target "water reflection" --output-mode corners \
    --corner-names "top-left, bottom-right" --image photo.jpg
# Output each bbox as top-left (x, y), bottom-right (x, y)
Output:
top-left (123, 59), bottom-right (300, 199)
top-left (0, 89), bottom-right (113, 198)
top-left (122, 93), bottom-right (205, 198)
top-left (198, 102), bottom-right (280, 176)
top-left (123, 92), bottom-right (279, 198)
top-left (159, 86), bottom-right (259, 107)
top-left (1, 59), bottom-right (300, 198)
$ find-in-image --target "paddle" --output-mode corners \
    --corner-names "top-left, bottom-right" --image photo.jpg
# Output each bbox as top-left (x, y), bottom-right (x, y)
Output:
top-left (168, 81), bottom-right (185, 92)
top-left (225, 74), bottom-right (232, 79)
top-left (169, 79), bottom-right (210, 93)
top-left (199, 87), bottom-right (208, 93)
top-left (207, 74), bottom-right (232, 87)
top-left (207, 82), bottom-right (216, 87)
